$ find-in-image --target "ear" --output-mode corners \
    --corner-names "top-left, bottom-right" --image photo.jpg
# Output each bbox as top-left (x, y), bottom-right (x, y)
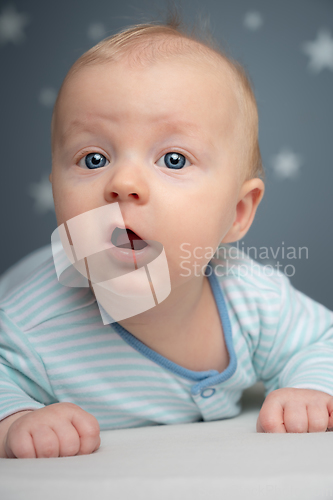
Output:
top-left (222, 178), bottom-right (265, 244)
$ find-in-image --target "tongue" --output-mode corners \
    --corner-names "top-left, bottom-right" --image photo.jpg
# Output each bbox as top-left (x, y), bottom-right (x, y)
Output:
top-left (116, 229), bottom-right (147, 251)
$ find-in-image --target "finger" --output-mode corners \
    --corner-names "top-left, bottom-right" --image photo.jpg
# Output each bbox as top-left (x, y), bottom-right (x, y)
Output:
top-left (256, 416), bottom-right (265, 433)
top-left (326, 398), bottom-right (333, 431)
top-left (32, 425), bottom-right (60, 458)
top-left (283, 401), bottom-right (308, 433)
top-left (93, 434), bottom-right (101, 453)
top-left (307, 404), bottom-right (329, 433)
top-left (257, 398), bottom-right (286, 433)
top-left (53, 422), bottom-right (80, 457)
top-left (71, 411), bottom-right (100, 455)
top-left (5, 427), bottom-right (36, 459)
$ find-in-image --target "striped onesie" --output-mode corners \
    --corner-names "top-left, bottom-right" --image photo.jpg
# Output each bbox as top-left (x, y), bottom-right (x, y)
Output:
top-left (1, 244), bottom-right (333, 430)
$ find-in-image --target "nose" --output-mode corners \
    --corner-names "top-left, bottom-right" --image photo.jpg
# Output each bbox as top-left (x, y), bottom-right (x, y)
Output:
top-left (103, 161), bottom-right (149, 205)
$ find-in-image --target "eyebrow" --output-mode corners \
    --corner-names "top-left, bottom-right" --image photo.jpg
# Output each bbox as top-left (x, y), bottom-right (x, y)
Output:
top-left (61, 116), bottom-right (202, 144)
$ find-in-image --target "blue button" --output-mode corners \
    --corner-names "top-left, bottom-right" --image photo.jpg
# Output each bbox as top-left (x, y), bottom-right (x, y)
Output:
top-left (201, 388), bottom-right (216, 398)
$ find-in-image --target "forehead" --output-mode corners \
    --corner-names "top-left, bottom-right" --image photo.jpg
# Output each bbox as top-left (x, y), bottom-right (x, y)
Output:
top-left (54, 54), bottom-right (240, 151)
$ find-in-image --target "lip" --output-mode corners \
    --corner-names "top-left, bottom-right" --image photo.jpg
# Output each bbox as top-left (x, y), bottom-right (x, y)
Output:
top-left (108, 221), bottom-right (151, 266)
top-left (109, 221), bottom-right (145, 243)
top-left (108, 243), bottom-right (151, 266)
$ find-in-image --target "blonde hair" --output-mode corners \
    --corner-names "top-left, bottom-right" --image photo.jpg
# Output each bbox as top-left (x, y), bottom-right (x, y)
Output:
top-left (51, 6), bottom-right (264, 183)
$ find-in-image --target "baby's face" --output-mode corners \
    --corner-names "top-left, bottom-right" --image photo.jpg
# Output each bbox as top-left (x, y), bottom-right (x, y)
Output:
top-left (50, 55), bottom-right (243, 286)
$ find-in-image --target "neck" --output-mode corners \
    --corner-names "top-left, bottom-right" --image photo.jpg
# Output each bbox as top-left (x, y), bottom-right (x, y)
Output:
top-left (116, 272), bottom-right (208, 345)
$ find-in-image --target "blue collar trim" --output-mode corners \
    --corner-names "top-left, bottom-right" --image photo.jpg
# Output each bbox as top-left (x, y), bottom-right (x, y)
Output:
top-left (111, 261), bottom-right (237, 395)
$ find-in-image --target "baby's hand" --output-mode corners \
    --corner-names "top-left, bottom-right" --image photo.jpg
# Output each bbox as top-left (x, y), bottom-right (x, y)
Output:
top-left (4, 402), bottom-right (100, 458)
top-left (256, 388), bottom-right (333, 433)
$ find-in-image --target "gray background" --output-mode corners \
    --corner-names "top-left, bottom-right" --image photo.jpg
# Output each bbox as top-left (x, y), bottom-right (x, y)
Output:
top-left (0, 0), bottom-right (332, 309)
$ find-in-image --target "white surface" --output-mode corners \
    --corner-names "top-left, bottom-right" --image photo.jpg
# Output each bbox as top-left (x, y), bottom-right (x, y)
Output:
top-left (0, 385), bottom-right (333, 500)
top-left (0, 248), bottom-right (333, 500)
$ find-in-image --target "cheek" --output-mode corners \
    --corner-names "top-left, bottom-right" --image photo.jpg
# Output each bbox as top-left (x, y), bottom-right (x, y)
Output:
top-left (52, 177), bottom-right (87, 226)
top-left (158, 190), bottom-right (225, 259)
top-left (178, 187), bottom-right (235, 256)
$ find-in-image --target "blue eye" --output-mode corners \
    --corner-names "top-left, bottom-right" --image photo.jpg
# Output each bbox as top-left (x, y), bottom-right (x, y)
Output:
top-left (163, 152), bottom-right (187, 169)
top-left (83, 153), bottom-right (109, 169)
top-left (78, 151), bottom-right (190, 170)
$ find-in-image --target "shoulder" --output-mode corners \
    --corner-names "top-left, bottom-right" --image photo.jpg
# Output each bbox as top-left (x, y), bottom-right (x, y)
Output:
top-left (210, 243), bottom-right (285, 295)
top-left (208, 244), bottom-right (289, 326)
top-left (0, 255), bottom-right (96, 332)
top-left (208, 244), bottom-right (289, 358)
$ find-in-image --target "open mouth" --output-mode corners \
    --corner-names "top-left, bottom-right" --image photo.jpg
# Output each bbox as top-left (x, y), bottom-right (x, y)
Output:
top-left (111, 227), bottom-right (148, 251)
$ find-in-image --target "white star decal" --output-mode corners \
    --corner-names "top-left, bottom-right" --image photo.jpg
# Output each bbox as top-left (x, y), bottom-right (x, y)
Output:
top-left (28, 175), bottom-right (54, 214)
top-left (87, 22), bottom-right (106, 41)
top-left (0, 4), bottom-right (30, 46)
top-left (302, 29), bottom-right (333, 73)
top-left (38, 87), bottom-right (57, 107)
top-left (243, 11), bottom-right (263, 31)
top-left (271, 149), bottom-right (302, 180)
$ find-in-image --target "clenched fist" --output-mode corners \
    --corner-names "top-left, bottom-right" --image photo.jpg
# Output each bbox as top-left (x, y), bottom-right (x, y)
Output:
top-left (256, 388), bottom-right (333, 433)
top-left (3, 402), bottom-right (100, 458)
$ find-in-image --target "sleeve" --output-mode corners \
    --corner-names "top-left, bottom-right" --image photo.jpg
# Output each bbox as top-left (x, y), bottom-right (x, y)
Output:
top-left (0, 308), bottom-right (57, 422)
top-left (257, 272), bottom-right (333, 398)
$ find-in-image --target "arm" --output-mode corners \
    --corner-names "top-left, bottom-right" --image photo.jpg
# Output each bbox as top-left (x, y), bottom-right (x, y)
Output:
top-left (256, 272), bottom-right (333, 432)
top-left (0, 309), bottom-right (100, 458)
top-left (259, 272), bottom-right (333, 397)
top-left (0, 308), bottom-right (56, 422)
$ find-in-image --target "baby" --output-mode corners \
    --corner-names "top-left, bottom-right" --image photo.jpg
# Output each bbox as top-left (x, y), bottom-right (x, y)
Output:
top-left (1, 18), bottom-right (333, 459)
